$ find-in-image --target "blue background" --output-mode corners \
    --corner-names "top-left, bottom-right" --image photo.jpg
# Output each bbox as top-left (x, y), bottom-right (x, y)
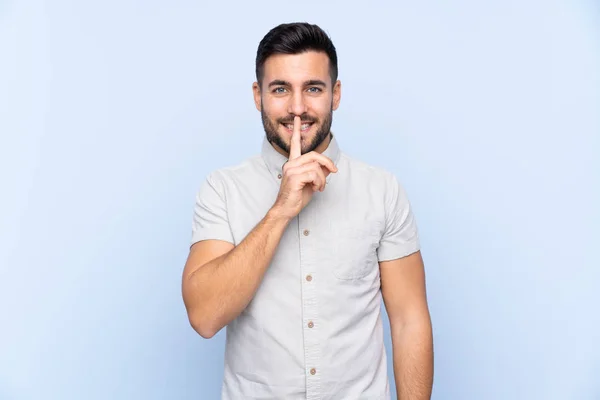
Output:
top-left (1, 1), bottom-right (599, 399)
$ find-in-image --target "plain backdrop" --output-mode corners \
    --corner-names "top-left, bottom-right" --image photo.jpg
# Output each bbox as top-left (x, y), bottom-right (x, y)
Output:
top-left (1, 1), bottom-right (599, 399)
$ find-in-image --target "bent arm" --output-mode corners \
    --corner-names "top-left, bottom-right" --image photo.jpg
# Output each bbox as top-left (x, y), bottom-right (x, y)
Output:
top-left (182, 207), bottom-right (291, 338)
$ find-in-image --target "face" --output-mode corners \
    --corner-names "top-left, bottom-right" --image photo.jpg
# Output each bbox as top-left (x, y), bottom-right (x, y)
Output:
top-left (253, 51), bottom-right (341, 156)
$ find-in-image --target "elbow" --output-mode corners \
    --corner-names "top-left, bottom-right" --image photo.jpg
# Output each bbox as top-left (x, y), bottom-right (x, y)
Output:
top-left (182, 279), bottom-right (226, 339)
top-left (195, 324), bottom-right (219, 340)
top-left (187, 311), bottom-right (222, 339)
top-left (182, 282), bottom-right (220, 339)
top-left (390, 311), bottom-right (432, 336)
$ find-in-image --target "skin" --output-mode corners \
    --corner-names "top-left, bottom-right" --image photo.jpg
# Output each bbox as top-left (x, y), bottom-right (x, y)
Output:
top-left (181, 50), bottom-right (433, 400)
top-left (381, 252), bottom-right (434, 400)
top-left (252, 51), bottom-right (341, 158)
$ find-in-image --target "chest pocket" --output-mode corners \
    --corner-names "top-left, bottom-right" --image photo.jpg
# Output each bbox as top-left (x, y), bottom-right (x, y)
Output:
top-left (330, 224), bottom-right (381, 280)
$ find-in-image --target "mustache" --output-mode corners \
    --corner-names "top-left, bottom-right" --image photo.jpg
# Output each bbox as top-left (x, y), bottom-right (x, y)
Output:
top-left (278, 115), bottom-right (318, 125)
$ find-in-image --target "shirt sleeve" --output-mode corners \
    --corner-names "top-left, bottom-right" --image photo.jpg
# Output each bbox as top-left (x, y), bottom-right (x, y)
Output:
top-left (377, 172), bottom-right (421, 262)
top-left (190, 172), bottom-right (235, 247)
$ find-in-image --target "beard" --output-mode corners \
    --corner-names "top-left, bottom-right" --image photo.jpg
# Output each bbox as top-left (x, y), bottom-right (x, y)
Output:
top-left (261, 105), bottom-right (333, 155)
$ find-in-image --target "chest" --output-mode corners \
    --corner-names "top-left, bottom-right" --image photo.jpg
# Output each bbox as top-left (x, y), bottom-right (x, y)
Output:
top-left (224, 170), bottom-right (386, 282)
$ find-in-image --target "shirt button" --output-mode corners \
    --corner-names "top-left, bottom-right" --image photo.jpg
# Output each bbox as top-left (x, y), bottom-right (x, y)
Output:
top-left (308, 321), bottom-right (314, 328)
top-left (277, 173), bottom-right (282, 179)
top-left (303, 229), bottom-right (310, 236)
top-left (310, 368), bottom-right (316, 375)
top-left (305, 274), bottom-right (312, 282)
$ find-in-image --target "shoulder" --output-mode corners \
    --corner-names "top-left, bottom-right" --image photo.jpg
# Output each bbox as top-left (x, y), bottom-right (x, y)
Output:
top-left (203, 154), bottom-right (266, 186)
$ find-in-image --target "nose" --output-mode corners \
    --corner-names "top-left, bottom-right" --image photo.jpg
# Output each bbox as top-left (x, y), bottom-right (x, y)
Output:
top-left (287, 90), bottom-right (308, 117)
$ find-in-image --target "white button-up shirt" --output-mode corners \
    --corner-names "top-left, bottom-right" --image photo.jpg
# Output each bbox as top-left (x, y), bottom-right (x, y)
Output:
top-left (191, 134), bottom-right (420, 400)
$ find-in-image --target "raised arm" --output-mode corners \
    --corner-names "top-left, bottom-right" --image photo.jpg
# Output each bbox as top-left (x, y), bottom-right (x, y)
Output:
top-left (182, 210), bottom-right (291, 338)
top-left (182, 116), bottom-right (337, 338)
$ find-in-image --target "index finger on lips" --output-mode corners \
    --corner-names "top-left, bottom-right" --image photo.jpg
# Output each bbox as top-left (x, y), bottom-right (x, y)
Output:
top-left (289, 116), bottom-right (302, 160)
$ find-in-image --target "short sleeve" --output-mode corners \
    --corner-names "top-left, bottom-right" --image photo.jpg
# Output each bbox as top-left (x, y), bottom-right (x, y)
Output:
top-left (190, 173), bottom-right (235, 246)
top-left (377, 173), bottom-right (421, 261)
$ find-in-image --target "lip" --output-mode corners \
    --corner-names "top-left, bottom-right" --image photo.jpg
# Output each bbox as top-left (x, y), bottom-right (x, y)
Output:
top-left (281, 122), bottom-right (315, 134)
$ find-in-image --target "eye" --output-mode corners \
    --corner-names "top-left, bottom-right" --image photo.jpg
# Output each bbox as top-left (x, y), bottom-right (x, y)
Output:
top-left (272, 87), bottom-right (287, 94)
top-left (307, 87), bottom-right (322, 93)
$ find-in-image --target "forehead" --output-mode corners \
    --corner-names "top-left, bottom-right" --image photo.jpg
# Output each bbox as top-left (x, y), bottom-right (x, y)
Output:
top-left (262, 51), bottom-right (331, 84)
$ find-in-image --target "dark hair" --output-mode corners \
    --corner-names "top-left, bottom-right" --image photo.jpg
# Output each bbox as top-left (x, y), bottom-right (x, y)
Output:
top-left (255, 22), bottom-right (338, 86)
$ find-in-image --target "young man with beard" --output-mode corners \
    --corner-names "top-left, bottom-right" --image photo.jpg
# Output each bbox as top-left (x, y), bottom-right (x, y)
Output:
top-left (182, 22), bottom-right (434, 400)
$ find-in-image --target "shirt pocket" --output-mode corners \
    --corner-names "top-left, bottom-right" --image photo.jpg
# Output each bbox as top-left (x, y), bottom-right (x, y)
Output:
top-left (331, 224), bottom-right (381, 280)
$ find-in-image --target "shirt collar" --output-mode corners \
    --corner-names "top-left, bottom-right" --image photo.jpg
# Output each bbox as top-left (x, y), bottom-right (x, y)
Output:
top-left (261, 133), bottom-right (342, 183)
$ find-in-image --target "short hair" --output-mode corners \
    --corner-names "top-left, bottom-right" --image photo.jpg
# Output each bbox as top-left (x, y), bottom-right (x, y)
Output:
top-left (255, 22), bottom-right (338, 86)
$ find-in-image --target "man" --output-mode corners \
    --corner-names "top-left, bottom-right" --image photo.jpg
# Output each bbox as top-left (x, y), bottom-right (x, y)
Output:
top-left (182, 22), bottom-right (433, 400)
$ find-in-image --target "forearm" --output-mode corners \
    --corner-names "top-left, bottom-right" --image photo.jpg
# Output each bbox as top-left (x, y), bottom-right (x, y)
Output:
top-left (391, 318), bottom-right (434, 400)
top-left (184, 207), bottom-right (291, 337)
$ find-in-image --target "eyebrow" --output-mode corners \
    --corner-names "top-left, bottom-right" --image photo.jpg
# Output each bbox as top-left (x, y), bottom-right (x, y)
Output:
top-left (267, 79), bottom-right (327, 88)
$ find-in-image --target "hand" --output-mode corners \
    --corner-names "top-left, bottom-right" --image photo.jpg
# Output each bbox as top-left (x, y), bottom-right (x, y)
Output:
top-left (271, 116), bottom-right (338, 220)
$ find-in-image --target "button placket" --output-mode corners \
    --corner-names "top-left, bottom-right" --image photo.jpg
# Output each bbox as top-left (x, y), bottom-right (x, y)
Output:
top-left (298, 213), bottom-right (321, 399)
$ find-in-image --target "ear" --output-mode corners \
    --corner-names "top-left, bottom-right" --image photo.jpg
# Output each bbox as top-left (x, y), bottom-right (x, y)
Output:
top-left (332, 80), bottom-right (341, 111)
top-left (252, 82), bottom-right (262, 112)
